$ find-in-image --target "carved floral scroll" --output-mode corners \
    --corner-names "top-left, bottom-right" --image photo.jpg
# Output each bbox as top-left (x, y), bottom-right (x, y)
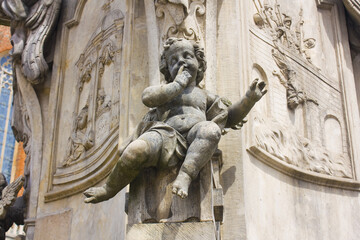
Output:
top-left (155, 0), bottom-right (205, 44)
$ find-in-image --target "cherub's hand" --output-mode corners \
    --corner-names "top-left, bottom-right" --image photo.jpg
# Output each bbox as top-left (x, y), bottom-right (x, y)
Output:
top-left (246, 78), bottom-right (267, 102)
top-left (174, 66), bottom-right (192, 88)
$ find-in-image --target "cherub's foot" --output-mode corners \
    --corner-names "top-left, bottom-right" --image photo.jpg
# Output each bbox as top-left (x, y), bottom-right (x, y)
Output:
top-left (172, 171), bottom-right (192, 199)
top-left (83, 185), bottom-right (115, 204)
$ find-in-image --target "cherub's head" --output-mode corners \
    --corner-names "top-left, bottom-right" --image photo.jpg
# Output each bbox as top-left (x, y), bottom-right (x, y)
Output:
top-left (160, 38), bottom-right (206, 85)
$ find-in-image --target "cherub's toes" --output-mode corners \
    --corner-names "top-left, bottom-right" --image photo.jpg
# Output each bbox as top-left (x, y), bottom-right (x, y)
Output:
top-left (177, 189), bottom-right (188, 199)
top-left (160, 218), bottom-right (171, 223)
top-left (84, 196), bottom-right (96, 203)
top-left (83, 188), bottom-right (95, 197)
top-left (172, 186), bottom-right (179, 195)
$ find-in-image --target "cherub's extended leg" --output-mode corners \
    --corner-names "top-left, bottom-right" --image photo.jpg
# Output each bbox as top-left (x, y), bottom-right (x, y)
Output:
top-left (84, 132), bottom-right (162, 203)
top-left (172, 121), bottom-right (221, 198)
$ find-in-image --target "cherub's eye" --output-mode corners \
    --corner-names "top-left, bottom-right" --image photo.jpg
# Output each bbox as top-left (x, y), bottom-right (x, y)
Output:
top-left (184, 52), bottom-right (194, 59)
top-left (170, 58), bottom-right (177, 66)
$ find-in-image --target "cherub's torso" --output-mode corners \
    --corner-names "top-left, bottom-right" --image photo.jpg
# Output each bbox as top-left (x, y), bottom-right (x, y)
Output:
top-left (157, 85), bottom-right (208, 135)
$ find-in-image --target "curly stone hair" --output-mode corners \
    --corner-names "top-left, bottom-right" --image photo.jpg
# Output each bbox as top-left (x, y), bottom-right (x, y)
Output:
top-left (160, 38), bottom-right (207, 85)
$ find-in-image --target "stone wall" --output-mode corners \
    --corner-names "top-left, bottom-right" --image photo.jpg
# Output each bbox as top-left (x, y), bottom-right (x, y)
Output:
top-left (3, 0), bottom-right (359, 239)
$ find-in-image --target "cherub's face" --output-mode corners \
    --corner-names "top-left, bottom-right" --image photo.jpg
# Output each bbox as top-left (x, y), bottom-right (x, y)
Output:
top-left (165, 40), bottom-right (199, 81)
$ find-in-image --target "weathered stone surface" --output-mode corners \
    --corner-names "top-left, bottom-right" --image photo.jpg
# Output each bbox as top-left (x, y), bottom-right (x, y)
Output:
top-left (2, 0), bottom-right (360, 240)
top-left (33, 210), bottom-right (72, 240)
top-left (244, 154), bottom-right (360, 240)
top-left (126, 222), bottom-right (216, 240)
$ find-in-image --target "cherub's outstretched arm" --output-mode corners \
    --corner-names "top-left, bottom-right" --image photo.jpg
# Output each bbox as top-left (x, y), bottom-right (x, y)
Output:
top-left (142, 66), bottom-right (191, 108)
top-left (225, 79), bottom-right (267, 128)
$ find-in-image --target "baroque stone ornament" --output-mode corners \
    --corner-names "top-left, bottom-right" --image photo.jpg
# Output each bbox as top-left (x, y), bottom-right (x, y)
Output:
top-left (343, 0), bottom-right (360, 23)
top-left (253, 1), bottom-right (319, 110)
top-left (253, 0), bottom-right (316, 63)
top-left (83, 38), bottom-right (267, 212)
top-left (45, 7), bottom-right (125, 202)
top-left (62, 104), bottom-right (95, 167)
top-left (155, 0), bottom-right (205, 43)
top-left (249, 0), bottom-right (358, 190)
top-left (61, 15), bottom-right (120, 167)
top-left (253, 116), bottom-right (352, 178)
top-left (1, 0), bottom-right (62, 84)
top-left (0, 0), bottom-right (62, 237)
top-left (271, 48), bottom-right (318, 109)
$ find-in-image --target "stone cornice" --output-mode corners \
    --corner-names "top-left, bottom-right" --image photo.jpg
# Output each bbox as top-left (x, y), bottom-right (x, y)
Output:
top-left (343, 0), bottom-right (360, 24)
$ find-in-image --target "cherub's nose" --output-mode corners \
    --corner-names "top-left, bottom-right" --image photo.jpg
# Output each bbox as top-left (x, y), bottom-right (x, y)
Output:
top-left (178, 58), bottom-right (185, 65)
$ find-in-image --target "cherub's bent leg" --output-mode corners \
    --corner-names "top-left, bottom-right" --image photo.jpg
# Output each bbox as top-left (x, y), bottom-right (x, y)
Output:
top-left (172, 121), bottom-right (221, 198)
top-left (84, 132), bottom-right (162, 203)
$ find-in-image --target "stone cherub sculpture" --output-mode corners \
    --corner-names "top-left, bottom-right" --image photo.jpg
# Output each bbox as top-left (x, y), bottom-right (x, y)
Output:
top-left (84, 38), bottom-right (267, 203)
top-left (0, 174), bottom-right (25, 240)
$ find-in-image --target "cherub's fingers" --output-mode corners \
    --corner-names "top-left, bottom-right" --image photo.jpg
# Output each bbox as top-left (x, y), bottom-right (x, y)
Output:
top-left (258, 81), bottom-right (266, 90)
top-left (250, 78), bottom-right (259, 90)
top-left (177, 65), bottom-right (184, 75)
top-left (261, 89), bottom-right (268, 95)
top-left (182, 71), bottom-right (192, 79)
top-left (84, 196), bottom-right (96, 203)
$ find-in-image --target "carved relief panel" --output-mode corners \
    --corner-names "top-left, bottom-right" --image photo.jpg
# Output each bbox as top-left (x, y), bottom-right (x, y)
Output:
top-left (45, 0), bottom-right (128, 201)
top-left (248, 0), bottom-right (359, 189)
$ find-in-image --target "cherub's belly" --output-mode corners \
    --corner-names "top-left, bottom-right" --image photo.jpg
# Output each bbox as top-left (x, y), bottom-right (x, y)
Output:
top-left (165, 113), bottom-right (205, 134)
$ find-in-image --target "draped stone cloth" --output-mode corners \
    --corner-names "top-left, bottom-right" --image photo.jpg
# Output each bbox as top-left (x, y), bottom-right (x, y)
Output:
top-left (118, 95), bottom-right (229, 169)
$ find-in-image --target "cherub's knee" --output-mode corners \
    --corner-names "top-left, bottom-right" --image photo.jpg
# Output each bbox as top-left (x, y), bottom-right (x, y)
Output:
top-left (121, 139), bottom-right (150, 169)
top-left (198, 121), bottom-right (221, 143)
